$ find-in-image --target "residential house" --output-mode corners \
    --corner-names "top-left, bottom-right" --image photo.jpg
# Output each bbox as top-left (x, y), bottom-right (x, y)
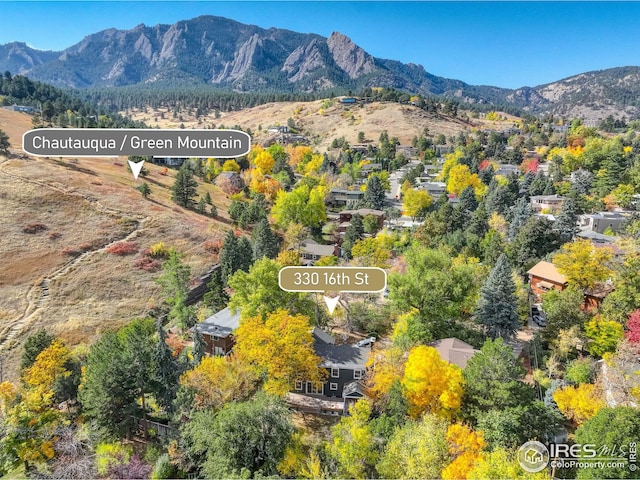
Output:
top-left (578, 212), bottom-right (628, 234)
top-left (396, 145), bottom-right (418, 158)
top-left (9, 104), bottom-right (38, 114)
top-left (429, 338), bottom-right (479, 369)
top-left (495, 164), bottom-right (520, 176)
top-left (195, 307), bottom-right (240, 356)
top-left (337, 209), bottom-right (385, 232)
top-left (530, 194), bottom-right (566, 214)
top-left (297, 239), bottom-right (340, 265)
top-left (527, 261), bottom-right (568, 302)
top-left (340, 97), bottom-right (358, 105)
top-left (290, 328), bottom-right (370, 414)
top-left (216, 171), bottom-right (245, 191)
top-left (360, 163), bottom-right (383, 178)
top-left (267, 125), bottom-right (289, 134)
top-left (152, 157), bottom-right (185, 167)
top-left (418, 181), bottom-right (447, 197)
top-left (328, 188), bottom-right (365, 207)
top-left (528, 260), bottom-right (613, 310)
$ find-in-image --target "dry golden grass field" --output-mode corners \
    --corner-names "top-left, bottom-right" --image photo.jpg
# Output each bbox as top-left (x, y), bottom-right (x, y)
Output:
top-left (127, 99), bottom-right (519, 151)
top-left (0, 109), bottom-right (234, 379)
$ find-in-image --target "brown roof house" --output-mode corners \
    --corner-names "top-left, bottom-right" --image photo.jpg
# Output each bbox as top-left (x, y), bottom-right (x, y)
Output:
top-left (429, 338), bottom-right (479, 369)
top-left (194, 307), bottom-right (240, 356)
top-left (527, 260), bottom-right (613, 310)
top-left (530, 195), bottom-right (566, 214)
top-left (527, 261), bottom-right (568, 302)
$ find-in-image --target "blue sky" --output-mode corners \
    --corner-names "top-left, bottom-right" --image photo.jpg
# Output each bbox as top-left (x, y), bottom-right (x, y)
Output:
top-left (2, 1), bottom-right (640, 89)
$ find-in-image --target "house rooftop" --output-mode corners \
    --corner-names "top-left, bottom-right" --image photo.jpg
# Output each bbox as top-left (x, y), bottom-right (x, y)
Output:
top-left (527, 261), bottom-right (567, 285)
top-left (577, 230), bottom-right (615, 243)
top-left (313, 333), bottom-right (371, 369)
top-left (312, 327), bottom-right (335, 345)
top-left (429, 338), bottom-right (478, 369)
top-left (530, 194), bottom-right (566, 202)
top-left (341, 208), bottom-right (385, 217)
top-left (195, 307), bottom-right (240, 338)
top-left (300, 239), bottom-right (336, 257)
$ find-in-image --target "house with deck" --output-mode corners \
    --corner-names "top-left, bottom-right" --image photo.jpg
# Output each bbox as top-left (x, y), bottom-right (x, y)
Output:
top-left (289, 328), bottom-right (370, 415)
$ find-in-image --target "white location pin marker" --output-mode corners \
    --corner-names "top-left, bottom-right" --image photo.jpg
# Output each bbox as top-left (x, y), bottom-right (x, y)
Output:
top-left (323, 295), bottom-right (341, 315)
top-left (128, 159), bottom-right (145, 180)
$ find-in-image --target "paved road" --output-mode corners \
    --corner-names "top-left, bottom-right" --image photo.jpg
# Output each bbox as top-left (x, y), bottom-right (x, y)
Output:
top-left (386, 160), bottom-right (421, 206)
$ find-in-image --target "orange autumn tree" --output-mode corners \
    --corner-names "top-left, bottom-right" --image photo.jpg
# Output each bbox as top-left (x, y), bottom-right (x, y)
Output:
top-left (234, 309), bottom-right (326, 396)
top-left (401, 345), bottom-right (464, 419)
top-left (442, 423), bottom-right (487, 480)
top-left (553, 383), bottom-right (605, 425)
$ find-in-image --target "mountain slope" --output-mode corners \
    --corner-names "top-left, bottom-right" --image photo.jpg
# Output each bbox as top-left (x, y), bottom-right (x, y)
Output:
top-left (1, 16), bottom-right (639, 118)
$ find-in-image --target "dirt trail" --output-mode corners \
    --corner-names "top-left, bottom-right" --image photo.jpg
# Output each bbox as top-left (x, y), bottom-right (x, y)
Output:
top-left (0, 156), bottom-right (150, 352)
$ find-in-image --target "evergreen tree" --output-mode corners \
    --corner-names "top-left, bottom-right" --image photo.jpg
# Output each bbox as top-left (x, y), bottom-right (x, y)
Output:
top-left (520, 171), bottom-right (536, 192)
top-left (209, 204), bottom-right (218, 218)
top-left (475, 254), bottom-right (520, 340)
top-left (220, 230), bottom-right (240, 285)
top-left (507, 197), bottom-right (533, 240)
top-left (204, 191), bottom-right (212, 205)
top-left (363, 175), bottom-right (386, 210)
top-left (196, 197), bottom-right (207, 214)
top-left (228, 199), bottom-right (247, 224)
top-left (156, 251), bottom-right (195, 331)
top-left (21, 329), bottom-right (54, 370)
top-left (0, 129), bottom-right (10, 156)
top-left (478, 164), bottom-right (495, 185)
top-left (508, 216), bottom-right (561, 274)
top-left (237, 237), bottom-right (254, 273)
top-left (252, 218), bottom-right (280, 260)
top-left (153, 319), bottom-right (182, 414)
top-left (191, 328), bottom-right (206, 366)
top-left (571, 169), bottom-right (594, 195)
top-left (555, 198), bottom-right (579, 243)
top-left (458, 185), bottom-right (478, 212)
top-left (204, 269), bottom-right (229, 312)
top-left (138, 182), bottom-right (151, 198)
top-left (528, 172), bottom-right (549, 196)
top-left (171, 165), bottom-right (198, 208)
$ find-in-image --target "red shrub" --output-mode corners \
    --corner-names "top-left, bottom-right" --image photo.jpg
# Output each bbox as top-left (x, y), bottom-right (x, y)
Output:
top-left (134, 256), bottom-right (161, 272)
top-left (47, 232), bottom-right (62, 240)
top-left (203, 239), bottom-right (222, 254)
top-left (106, 241), bottom-right (138, 256)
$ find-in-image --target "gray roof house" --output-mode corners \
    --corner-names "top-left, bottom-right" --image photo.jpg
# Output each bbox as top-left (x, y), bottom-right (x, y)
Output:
top-left (290, 328), bottom-right (370, 415)
top-left (429, 338), bottom-right (479, 369)
top-left (195, 307), bottom-right (241, 356)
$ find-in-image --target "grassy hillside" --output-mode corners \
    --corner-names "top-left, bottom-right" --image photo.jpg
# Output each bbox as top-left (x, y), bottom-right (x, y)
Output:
top-left (126, 99), bottom-right (519, 151)
top-left (0, 109), bottom-right (234, 379)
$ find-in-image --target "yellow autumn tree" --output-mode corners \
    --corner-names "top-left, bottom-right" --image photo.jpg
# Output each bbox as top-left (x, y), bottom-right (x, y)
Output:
top-left (446, 164), bottom-right (487, 197)
top-left (403, 187), bottom-right (432, 220)
top-left (553, 239), bottom-right (613, 291)
top-left (438, 149), bottom-right (464, 182)
top-left (402, 345), bottom-right (464, 419)
top-left (180, 355), bottom-right (257, 411)
top-left (222, 159), bottom-right (241, 172)
top-left (350, 237), bottom-right (392, 268)
top-left (302, 154), bottom-right (324, 175)
top-left (23, 339), bottom-right (71, 392)
top-left (248, 169), bottom-right (282, 201)
top-left (327, 400), bottom-right (378, 479)
top-left (553, 383), bottom-right (605, 425)
top-left (367, 346), bottom-right (406, 401)
top-left (286, 145), bottom-right (313, 169)
top-left (253, 150), bottom-right (275, 175)
top-left (442, 424), bottom-right (487, 480)
top-left (234, 309), bottom-right (326, 396)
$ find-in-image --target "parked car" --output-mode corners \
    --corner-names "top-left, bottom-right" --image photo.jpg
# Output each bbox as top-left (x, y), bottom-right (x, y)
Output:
top-left (533, 315), bottom-right (547, 327)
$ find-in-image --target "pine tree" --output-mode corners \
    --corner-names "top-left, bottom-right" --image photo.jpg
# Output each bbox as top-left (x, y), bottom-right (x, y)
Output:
top-left (555, 198), bottom-right (579, 243)
top-left (191, 328), bottom-right (206, 366)
top-left (220, 230), bottom-right (239, 285)
top-left (475, 254), bottom-right (520, 340)
top-left (508, 197), bottom-right (533, 240)
top-left (0, 129), bottom-right (9, 156)
top-left (528, 171), bottom-right (548, 196)
top-left (209, 204), bottom-right (218, 218)
top-left (171, 165), bottom-right (198, 208)
top-left (363, 175), bottom-right (386, 210)
top-left (153, 319), bottom-right (182, 413)
top-left (204, 192), bottom-right (213, 205)
top-left (138, 182), bottom-right (151, 198)
top-left (252, 218), bottom-right (279, 260)
top-left (196, 197), bottom-right (207, 214)
top-left (204, 269), bottom-right (229, 312)
top-left (237, 237), bottom-right (254, 273)
top-left (458, 185), bottom-right (478, 212)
